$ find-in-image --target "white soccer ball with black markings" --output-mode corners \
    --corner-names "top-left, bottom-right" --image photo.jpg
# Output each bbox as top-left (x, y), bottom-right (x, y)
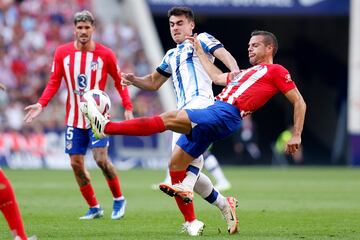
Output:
top-left (81, 89), bottom-right (111, 116)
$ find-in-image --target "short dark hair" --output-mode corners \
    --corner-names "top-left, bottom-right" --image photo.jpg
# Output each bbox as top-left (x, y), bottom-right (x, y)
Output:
top-left (74, 10), bottom-right (95, 26)
top-left (167, 6), bottom-right (194, 22)
top-left (251, 30), bottom-right (278, 57)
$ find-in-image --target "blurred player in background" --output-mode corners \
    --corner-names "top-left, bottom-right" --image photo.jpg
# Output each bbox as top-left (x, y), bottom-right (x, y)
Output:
top-left (0, 84), bottom-right (36, 240)
top-left (82, 30), bottom-right (306, 235)
top-left (23, 10), bottom-right (133, 220)
top-left (272, 126), bottom-right (304, 165)
top-left (121, 6), bottom-right (237, 235)
top-left (233, 116), bottom-right (261, 164)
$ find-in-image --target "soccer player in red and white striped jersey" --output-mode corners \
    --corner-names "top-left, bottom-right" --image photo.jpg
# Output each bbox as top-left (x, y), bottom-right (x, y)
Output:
top-left (82, 30), bottom-right (306, 234)
top-left (24, 10), bottom-right (133, 220)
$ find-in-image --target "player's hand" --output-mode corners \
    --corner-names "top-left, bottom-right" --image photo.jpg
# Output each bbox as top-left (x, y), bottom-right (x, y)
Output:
top-left (24, 103), bottom-right (43, 123)
top-left (185, 34), bottom-right (204, 55)
top-left (285, 135), bottom-right (301, 155)
top-left (124, 110), bottom-right (134, 120)
top-left (121, 73), bottom-right (135, 86)
top-left (0, 82), bottom-right (6, 91)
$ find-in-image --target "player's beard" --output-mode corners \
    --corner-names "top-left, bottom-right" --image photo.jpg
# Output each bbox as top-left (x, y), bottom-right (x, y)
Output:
top-left (78, 35), bottom-right (90, 45)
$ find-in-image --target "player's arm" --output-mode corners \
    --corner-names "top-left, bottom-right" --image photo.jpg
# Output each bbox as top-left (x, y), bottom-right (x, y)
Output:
top-left (284, 88), bottom-right (306, 155)
top-left (107, 51), bottom-right (134, 120)
top-left (121, 71), bottom-right (168, 91)
top-left (24, 49), bottom-right (63, 123)
top-left (188, 35), bottom-right (228, 86)
top-left (213, 47), bottom-right (239, 72)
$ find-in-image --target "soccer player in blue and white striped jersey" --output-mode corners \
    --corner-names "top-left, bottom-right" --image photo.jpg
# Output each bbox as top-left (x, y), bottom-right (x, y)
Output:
top-left (121, 6), bottom-right (238, 235)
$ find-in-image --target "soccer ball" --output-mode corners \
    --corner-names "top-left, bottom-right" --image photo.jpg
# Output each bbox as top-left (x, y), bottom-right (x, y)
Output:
top-left (81, 89), bottom-right (111, 115)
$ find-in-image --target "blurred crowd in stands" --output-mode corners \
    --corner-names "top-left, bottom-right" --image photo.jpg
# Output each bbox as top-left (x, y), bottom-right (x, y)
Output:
top-left (0, 0), bottom-right (163, 163)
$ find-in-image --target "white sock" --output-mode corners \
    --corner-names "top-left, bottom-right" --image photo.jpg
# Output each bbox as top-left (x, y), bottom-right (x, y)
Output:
top-left (113, 196), bottom-right (125, 201)
top-left (182, 155), bottom-right (204, 190)
top-left (194, 172), bottom-right (227, 210)
top-left (204, 154), bottom-right (229, 184)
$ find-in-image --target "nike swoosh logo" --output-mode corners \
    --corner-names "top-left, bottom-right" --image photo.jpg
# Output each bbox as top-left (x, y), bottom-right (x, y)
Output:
top-left (92, 140), bottom-right (100, 145)
top-left (230, 211), bottom-right (235, 221)
top-left (298, 0), bottom-right (326, 7)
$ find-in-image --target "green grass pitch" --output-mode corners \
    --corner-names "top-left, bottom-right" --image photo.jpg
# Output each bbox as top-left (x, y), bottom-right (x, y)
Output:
top-left (1, 167), bottom-right (359, 239)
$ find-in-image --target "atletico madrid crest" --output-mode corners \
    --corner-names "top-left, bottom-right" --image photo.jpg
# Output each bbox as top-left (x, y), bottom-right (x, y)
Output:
top-left (91, 61), bottom-right (98, 71)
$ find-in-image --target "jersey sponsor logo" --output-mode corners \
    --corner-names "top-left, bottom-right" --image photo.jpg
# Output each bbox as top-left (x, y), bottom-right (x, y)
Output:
top-left (92, 140), bottom-right (100, 145)
top-left (77, 74), bottom-right (88, 90)
top-left (285, 74), bottom-right (293, 83)
top-left (91, 61), bottom-right (98, 71)
top-left (298, 0), bottom-right (325, 7)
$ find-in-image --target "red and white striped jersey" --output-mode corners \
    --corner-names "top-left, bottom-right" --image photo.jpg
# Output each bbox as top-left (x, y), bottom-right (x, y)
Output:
top-left (38, 42), bottom-right (133, 129)
top-left (216, 64), bottom-right (296, 114)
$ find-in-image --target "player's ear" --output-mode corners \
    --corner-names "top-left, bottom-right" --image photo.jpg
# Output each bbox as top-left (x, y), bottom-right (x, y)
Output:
top-left (266, 44), bottom-right (274, 55)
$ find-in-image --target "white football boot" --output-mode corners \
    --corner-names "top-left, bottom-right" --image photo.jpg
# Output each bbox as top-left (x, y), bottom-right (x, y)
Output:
top-left (82, 99), bottom-right (109, 139)
top-left (181, 219), bottom-right (205, 236)
top-left (159, 182), bottom-right (194, 203)
top-left (221, 197), bottom-right (239, 234)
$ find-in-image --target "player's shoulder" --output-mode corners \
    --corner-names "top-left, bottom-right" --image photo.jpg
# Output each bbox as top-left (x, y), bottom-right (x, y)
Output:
top-left (197, 32), bottom-right (215, 40)
top-left (164, 48), bottom-right (176, 57)
top-left (56, 42), bottom-right (74, 52)
top-left (95, 42), bottom-right (114, 54)
top-left (269, 64), bottom-right (289, 73)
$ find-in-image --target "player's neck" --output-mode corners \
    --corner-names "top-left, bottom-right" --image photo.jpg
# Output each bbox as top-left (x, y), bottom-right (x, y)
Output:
top-left (74, 40), bottom-right (96, 51)
top-left (258, 58), bottom-right (273, 65)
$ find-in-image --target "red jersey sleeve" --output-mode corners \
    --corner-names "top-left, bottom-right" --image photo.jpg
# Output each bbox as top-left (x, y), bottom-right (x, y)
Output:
top-left (272, 65), bottom-right (296, 94)
top-left (107, 50), bottom-right (133, 111)
top-left (38, 48), bottom-right (63, 107)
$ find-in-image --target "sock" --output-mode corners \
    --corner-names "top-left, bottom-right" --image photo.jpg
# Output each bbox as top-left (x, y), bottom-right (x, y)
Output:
top-left (204, 154), bottom-right (229, 185)
top-left (105, 116), bottom-right (166, 136)
top-left (170, 170), bottom-right (196, 222)
top-left (163, 168), bottom-right (171, 184)
top-left (194, 172), bottom-right (227, 210)
top-left (107, 176), bottom-right (122, 199)
top-left (182, 156), bottom-right (204, 190)
top-left (0, 170), bottom-right (27, 239)
top-left (80, 183), bottom-right (99, 208)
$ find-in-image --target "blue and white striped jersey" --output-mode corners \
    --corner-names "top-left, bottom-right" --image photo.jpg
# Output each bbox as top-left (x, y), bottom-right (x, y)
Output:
top-left (156, 32), bottom-right (224, 109)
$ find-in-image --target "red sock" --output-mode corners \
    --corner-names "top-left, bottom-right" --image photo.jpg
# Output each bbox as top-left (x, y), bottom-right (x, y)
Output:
top-left (80, 183), bottom-right (99, 207)
top-left (105, 116), bottom-right (166, 136)
top-left (170, 170), bottom-right (196, 222)
top-left (107, 176), bottom-right (122, 198)
top-left (0, 170), bottom-right (27, 239)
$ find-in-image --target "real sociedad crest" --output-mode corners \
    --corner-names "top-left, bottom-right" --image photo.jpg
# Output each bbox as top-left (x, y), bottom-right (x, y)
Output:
top-left (77, 74), bottom-right (88, 90)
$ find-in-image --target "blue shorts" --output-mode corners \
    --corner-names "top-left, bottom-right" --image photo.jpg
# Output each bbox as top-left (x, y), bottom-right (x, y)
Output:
top-left (176, 101), bottom-right (242, 158)
top-left (65, 126), bottom-right (109, 155)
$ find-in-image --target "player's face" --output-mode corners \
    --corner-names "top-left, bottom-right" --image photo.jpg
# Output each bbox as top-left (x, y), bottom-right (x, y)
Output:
top-left (74, 21), bottom-right (94, 44)
top-left (169, 15), bottom-right (194, 44)
top-left (248, 35), bottom-right (272, 65)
